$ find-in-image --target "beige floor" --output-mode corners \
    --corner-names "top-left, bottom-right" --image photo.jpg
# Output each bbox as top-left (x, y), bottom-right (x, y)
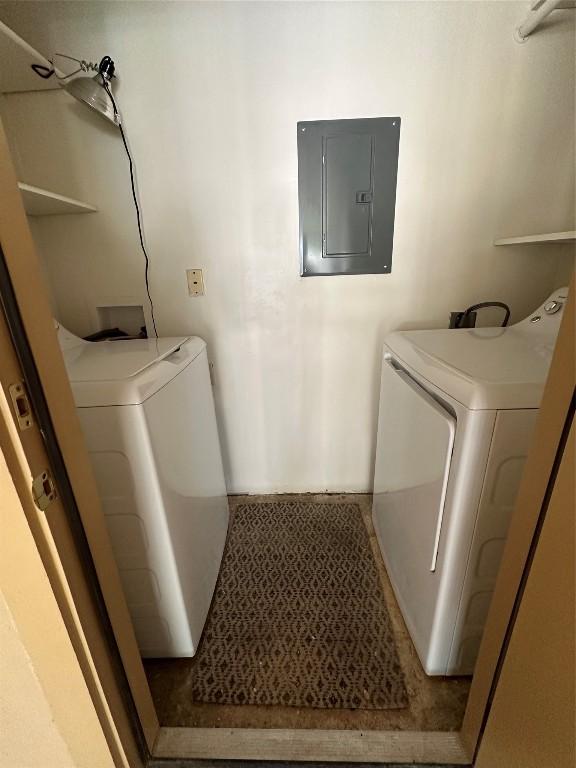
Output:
top-left (144, 494), bottom-right (470, 731)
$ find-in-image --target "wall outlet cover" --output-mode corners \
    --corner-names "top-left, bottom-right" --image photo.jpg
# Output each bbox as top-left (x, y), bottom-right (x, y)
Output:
top-left (187, 269), bottom-right (205, 296)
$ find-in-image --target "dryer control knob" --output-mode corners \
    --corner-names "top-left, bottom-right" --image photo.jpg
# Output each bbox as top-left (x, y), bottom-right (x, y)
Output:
top-left (544, 300), bottom-right (563, 314)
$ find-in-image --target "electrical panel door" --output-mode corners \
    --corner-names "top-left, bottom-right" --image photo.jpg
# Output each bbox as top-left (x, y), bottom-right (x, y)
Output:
top-left (298, 117), bottom-right (400, 276)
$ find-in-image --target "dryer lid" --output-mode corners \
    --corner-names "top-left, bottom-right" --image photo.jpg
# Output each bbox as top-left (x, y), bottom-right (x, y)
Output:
top-left (384, 288), bottom-right (567, 410)
top-left (385, 328), bottom-right (552, 410)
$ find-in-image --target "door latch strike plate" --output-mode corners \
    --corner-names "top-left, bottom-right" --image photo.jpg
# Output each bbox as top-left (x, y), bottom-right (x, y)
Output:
top-left (32, 471), bottom-right (57, 511)
top-left (8, 381), bottom-right (34, 430)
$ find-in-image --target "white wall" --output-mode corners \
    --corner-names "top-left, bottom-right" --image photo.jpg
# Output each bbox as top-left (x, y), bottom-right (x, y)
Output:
top-left (0, 1), bottom-right (574, 493)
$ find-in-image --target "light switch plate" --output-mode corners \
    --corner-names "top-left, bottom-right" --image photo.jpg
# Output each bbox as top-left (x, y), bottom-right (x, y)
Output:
top-left (186, 269), bottom-right (205, 296)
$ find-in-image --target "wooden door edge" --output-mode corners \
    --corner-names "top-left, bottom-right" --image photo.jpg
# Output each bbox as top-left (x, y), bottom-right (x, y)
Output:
top-left (473, 418), bottom-right (575, 766)
top-left (0, 419), bottom-right (124, 768)
top-left (0, 305), bottom-right (148, 767)
top-left (0, 389), bottom-right (131, 767)
top-left (460, 271), bottom-right (575, 755)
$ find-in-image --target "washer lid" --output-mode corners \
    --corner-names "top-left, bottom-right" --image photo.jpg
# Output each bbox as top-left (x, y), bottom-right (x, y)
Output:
top-left (385, 326), bottom-right (556, 410)
top-left (62, 336), bottom-right (206, 406)
top-left (63, 337), bottom-right (188, 381)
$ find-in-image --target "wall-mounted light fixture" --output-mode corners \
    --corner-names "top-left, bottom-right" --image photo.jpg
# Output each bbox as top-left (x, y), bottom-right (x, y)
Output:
top-left (62, 55), bottom-right (120, 125)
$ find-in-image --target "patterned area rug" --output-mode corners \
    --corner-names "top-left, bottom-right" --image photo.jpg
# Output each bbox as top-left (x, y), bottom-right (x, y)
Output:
top-left (188, 501), bottom-right (408, 710)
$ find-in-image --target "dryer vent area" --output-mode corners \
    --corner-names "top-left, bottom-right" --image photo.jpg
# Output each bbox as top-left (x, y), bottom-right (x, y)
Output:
top-left (143, 494), bottom-right (471, 731)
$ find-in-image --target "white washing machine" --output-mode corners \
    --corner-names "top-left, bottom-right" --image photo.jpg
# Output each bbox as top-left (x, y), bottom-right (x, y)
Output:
top-left (57, 324), bottom-right (229, 658)
top-left (372, 287), bottom-right (568, 676)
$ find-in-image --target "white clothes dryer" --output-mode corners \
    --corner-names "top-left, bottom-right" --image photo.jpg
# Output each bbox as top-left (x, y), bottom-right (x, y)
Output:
top-left (57, 324), bottom-right (229, 658)
top-left (372, 287), bottom-right (568, 675)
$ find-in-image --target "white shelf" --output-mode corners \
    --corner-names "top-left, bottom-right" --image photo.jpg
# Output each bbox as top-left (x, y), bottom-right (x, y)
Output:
top-left (0, 20), bottom-right (63, 94)
top-left (18, 183), bottom-right (97, 217)
top-left (494, 231), bottom-right (576, 246)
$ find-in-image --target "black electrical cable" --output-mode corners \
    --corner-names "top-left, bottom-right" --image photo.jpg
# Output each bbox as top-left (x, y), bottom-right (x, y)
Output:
top-left (461, 301), bottom-right (511, 328)
top-left (102, 76), bottom-right (158, 337)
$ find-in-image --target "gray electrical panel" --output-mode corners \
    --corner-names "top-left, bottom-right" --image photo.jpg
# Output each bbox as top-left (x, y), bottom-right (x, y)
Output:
top-left (298, 117), bottom-right (400, 276)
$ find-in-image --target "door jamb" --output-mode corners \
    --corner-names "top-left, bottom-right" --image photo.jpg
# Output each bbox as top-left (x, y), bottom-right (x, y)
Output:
top-left (0, 245), bottom-right (150, 767)
top-left (460, 276), bottom-right (574, 759)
